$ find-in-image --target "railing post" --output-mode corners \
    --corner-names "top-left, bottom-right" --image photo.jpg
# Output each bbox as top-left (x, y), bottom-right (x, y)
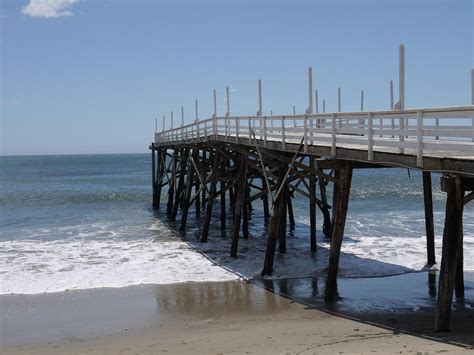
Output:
top-left (471, 69), bottom-right (474, 141)
top-left (264, 116), bottom-right (268, 147)
top-left (368, 112), bottom-right (374, 161)
top-left (236, 117), bottom-right (239, 142)
top-left (331, 113), bottom-right (337, 156)
top-left (303, 114), bottom-right (308, 153)
top-left (399, 114), bottom-right (405, 154)
top-left (417, 110), bottom-right (424, 167)
top-left (248, 116), bottom-right (251, 144)
top-left (281, 116), bottom-right (286, 150)
top-left (435, 116), bottom-right (439, 140)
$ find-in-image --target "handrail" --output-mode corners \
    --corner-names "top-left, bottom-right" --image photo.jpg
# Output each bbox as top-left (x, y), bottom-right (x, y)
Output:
top-left (155, 105), bottom-right (474, 168)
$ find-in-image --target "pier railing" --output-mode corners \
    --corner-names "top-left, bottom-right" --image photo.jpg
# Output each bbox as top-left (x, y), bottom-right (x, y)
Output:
top-left (155, 105), bottom-right (474, 167)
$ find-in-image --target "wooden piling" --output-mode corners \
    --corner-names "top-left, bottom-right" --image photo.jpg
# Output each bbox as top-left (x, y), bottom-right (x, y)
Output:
top-left (287, 191), bottom-right (295, 228)
top-left (180, 152), bottom-right (195, 231)
top-left (155, 149), bottom-right (165, 209)
top-left (243, 184), bottom-right (250, 239)
top-left (171, 149), bottom-right (188, 221)
top-left (201, 150), bottom-right (207, 207)
top-left (330, 169), bottom-right (341, 237)
top-left (166, 150), bottom-right (177, 215)
top-left (423, 172), bottom-right (436, 266)
top-left (262, 177), bottom-right (270, 220)
top-left (220, 157), bottom-right (227, 233)
top-left (435, 175), bottom-right (464, 332)
top-left (278, 179), bottom-right (288, 254)
top-left (262, 166), bottom-right (287, 276)
top-left (151, 147), bottom-right (157, 207)
top-left (194, 149), bottom-right (201, 216)
top-left (318, 170), bottom-right (332, 237)
top-left (230, 154), bottom-right (248, 257)
top-left (325, 165), bottom-right (353, 300)
top-left (201, 152), bottom-right (221, 242)
top-left (309, 157), bottom-right (317, 252)
top-left (455, 227), bottom-right (464, 299)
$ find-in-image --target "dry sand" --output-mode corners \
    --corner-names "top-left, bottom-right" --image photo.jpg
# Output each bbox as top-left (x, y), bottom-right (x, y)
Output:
top-left (1, 278), bottom-right (472, 354)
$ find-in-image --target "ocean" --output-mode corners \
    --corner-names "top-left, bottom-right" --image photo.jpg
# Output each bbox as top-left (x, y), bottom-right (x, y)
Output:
top-left (1, 154), bottom-right (472, 295)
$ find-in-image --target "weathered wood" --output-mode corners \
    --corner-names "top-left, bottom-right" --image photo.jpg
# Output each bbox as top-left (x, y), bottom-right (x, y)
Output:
top-left (262, 166), bottom-right (287, 276)
top-left (166, 150), bottom-right (177, 215)
top-left (261, 177), bottom-right (270, 223)
top-left (330, 169), bottom-right (341, 237)
top-left (230, 155), bottom-right (248, 257)
top-left (287, 193), bottom-right (295, 227)
top-left (325, 165), bottom-right (353, 300)
top-left (201, 150), bottom-right (207, 207)
top-left (455, 227), bottom-right (464, 299)
top-left (318, 170), bottom-right (332, 237)
top-left (243, 184), bottom-right (250, 239)
top-left (151, 147), bottom-right (157, 207)
top-left (201, 152), bottom-right (221, 242)
top-left (422, 172), bottom-right (436, 266)
top-left (180, 153), bottom-right (195, 231)
top-left (171, 149), bottom-right (188, 221)
top-left (278, 179), bottom-right (288, 254)
top-left (309, 157), bottom-right (317, 252)
top-left (155, 149), bottom-right (165, 209)
top-left (193, 150), bottom-right (201, 216)
top-left (220, 156), bottom-right (227, 233)
top-left (435, 175), bottom-right (464, 332)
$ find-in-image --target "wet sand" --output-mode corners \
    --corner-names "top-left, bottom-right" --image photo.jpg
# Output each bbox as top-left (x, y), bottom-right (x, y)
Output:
top-left (1, 272), bottom-right (473, 354)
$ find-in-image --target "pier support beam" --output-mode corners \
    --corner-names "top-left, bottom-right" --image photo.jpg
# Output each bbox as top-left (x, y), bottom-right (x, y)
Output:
top-left (166, 150), bottom-right (177, 215)
top-left (309, 157), bottom-right (317, 252)
top-left (278, 180), bottom-right (288, 254)
top-left (262, 166), bottom-right (287, 276)
top-left (423, 172), bottom-right (436, 266)
top-left (171, 149), bottom-right (188, 221)
top-left (262, 177), bottom-right (270, 221)
top-left (325, 165), bottom-right (353, 300)
top-left (318, 170), bottom-right (332, 237)
top-left (230, 154), bottom-right (248, 257)
top-left (220, 157), bottom-right (227, 233)
top-left (435, 175), bottom-right (464, 332)
top-left (194, 150), bottom-right (201, 216)
top-left (201, 152), bottom-right (221, 242)
top-left (330, 169), bottom-right (341, 238)
top-left (151, 147), bottom-right (157, 207)
top-left (180, 151), bottom-right (195, 231)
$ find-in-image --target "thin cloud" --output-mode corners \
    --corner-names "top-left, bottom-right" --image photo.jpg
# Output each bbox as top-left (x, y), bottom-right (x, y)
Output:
top-left (22, 0), bottom-right (80, 18)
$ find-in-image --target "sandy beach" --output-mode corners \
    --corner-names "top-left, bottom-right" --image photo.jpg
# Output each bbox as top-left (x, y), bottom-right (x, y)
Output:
top-left (1, 273), bottom-right (473, 354)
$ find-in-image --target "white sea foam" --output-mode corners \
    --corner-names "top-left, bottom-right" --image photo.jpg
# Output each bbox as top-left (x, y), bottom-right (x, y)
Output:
top-left (0, 221), bottom-right (237, 295)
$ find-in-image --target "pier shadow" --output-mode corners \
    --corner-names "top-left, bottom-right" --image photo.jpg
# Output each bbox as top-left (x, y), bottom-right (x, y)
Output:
top-left (253, 272), bottom-right (474, 349)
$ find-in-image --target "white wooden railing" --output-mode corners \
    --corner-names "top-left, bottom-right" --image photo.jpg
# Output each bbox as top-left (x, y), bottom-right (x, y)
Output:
top-left (155, 106), bottom-right (474, 168)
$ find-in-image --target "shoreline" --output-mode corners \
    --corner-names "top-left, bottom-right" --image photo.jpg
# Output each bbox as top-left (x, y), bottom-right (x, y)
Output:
top-left (1, 272), bottom-right (473, 354)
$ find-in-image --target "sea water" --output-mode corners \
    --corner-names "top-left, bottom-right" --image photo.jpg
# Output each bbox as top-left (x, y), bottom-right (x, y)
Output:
top-left (0, 154), bottom-right (472, 294)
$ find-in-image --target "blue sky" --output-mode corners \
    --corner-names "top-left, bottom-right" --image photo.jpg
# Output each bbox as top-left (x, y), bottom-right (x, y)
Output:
top-left (1, 0), bottom-right (473, 155)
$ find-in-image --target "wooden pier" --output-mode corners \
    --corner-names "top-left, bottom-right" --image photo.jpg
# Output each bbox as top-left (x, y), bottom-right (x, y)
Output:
top-left (150, 46), bottom-right (474, 332)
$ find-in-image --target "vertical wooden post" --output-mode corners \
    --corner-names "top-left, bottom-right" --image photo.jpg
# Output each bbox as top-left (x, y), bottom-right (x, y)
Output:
top-left (325, 165), bottom-right (353, 300)
top-left (201, 152), bottom-right (221, 242)
top-left (278, 178), bottom-right (288, 254)
top-left (201, 150), bottom-right (207, 207)
top-left (243, 184), bottom-right (250, 239)
top-left (166, 150), bottom-right (177, 215)
top-left (455, 227), bottom-right (464, 299)
top-left (194, 149), bottom-right (201, 215)
top-left (422, 172), bottom-right (436, 266)
top-left (435, 175), bottom-right (464, 332)
top-left (171, 149), bottom-right (188, 221)
top-left (287, 192), bottom-right (295, 228)
top-left (262, 166), bottom-right (286, 276)
top-left (155, 148), bottom-right (165, 209)
top-left (220, 157), bottom-right (227, 233)
top-left (262, 177), bottom-right (270, 221)
top-left (151, 146), bottom-right (157, 207)
top-left (330, 169), bottom-right (341, 236)
top-left (309, 157), bottom-right (317, 252)
top-left (180, 152), bottom-right (195, 231)
top-left (230, 154), bottom-right (248, 257)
